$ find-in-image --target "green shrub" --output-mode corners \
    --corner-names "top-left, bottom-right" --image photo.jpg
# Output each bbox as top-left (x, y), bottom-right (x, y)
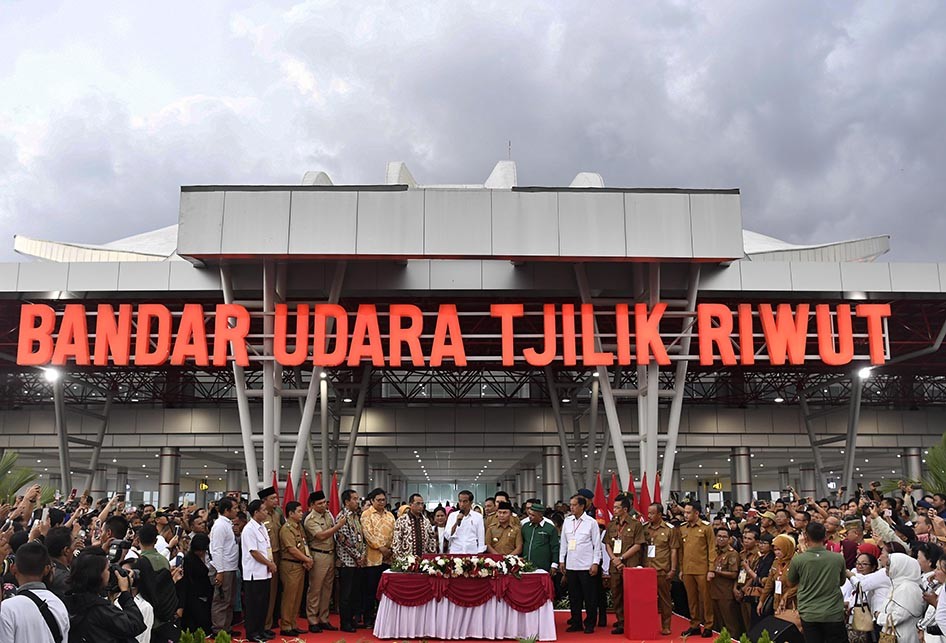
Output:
top-left (757, 630), bottom-right (773, 643)
top-left (714, 627), bottom-right (731, 642)
top-left (739, 634), bottom-right (752, 643)
top-left (192, 628), bottom-right (206, 642)
top-left (214, 630), bottom-right (231, 643)
top-left (179, 631), bottom-right (194, 643)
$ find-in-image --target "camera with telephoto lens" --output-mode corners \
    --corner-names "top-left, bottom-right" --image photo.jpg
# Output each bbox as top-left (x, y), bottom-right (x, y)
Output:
top-left (107, 562), bottom-right (139, 593)
top-left (105, 538), bottom-right (139, 592)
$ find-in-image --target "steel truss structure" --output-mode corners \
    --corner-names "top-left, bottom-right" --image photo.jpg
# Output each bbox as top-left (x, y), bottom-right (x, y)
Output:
top-left (2, 274), bottom-right (945, 498)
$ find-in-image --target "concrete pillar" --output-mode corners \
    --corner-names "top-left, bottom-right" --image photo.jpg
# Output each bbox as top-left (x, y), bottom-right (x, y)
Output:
top-left (195, 479), bottom-right (207, 509)
top-left (543, 446), bottom-right (563, 505)
top-left (800, 464), bottom-right (817, 500)
top-left (514, 473), bottom-right (521, 503)
top-left (390, 476), bottom-right (402, 505)
top-left (670, 469), bottom-right (681, 493)
top-left (520, 467), bottom-right (537, 503)
top-left (351, 447), bottom-right (369, 498)
top-left (778, 467), bottom-right (790, 493)
top-left (500, 476), bottom-right (513, 497)
top-left (370, 465), bottom-right (385, 492)
top-left (91, 463), bottom-right (108, 501)
top-left (226, 469), bottom-right (242, 498)
top-left (903, 447), bottom-right (923, 497)
top-left (115, 467), bottom-right (128, 495)
top-left (50, 474), bottom-right (62, 496)
top-left (697, 479), bottom-right (709, 512)
top-left (731, 447), bottom-right (752, 505)
top-left (158, 447), bottom-right (181, 509)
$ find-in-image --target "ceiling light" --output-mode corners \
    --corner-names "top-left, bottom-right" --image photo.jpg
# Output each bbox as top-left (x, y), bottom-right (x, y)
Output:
top-left (42, 368), bottom-right (61, 382)
top-left (774, 397), bottom-right (784, 403)
top-left (343, 397), bottom-right (353, 403)
top-left (112, 458), bottom-right (117, 463)
top-left (858, 367), bottom-right (873, 380)
top-left (488, 459), bottom-right (492, 463)
top-left (561, 398), bottom-right (570, 403)
top-left (319, 371), bottom-right (327, 379)
top-left (592, 371), bottom-right (599, 378)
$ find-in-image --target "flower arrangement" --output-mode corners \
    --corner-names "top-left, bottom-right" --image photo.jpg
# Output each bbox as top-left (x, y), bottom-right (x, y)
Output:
top-left (391, 554), bottom-right (536, 578)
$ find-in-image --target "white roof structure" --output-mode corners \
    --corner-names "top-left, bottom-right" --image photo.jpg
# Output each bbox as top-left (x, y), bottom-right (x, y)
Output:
top-left (13, 161), bottom-right (889, 264)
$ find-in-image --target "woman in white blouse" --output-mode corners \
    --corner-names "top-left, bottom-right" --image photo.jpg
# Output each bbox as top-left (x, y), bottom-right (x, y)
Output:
top-left (878, 553), bottom-right (925, 643)
top-left (846, 553), bottom-right (891, 621)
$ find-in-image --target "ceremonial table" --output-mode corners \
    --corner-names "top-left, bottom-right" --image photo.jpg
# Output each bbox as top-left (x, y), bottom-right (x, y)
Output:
top-left (374, 568), bottom-right (556, 640)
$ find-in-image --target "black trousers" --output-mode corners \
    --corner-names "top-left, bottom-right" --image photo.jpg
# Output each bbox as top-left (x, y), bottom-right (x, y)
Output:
top-left (362, 564), bottom-right (389, 622)
top-left (244, 578), bottom-right (271, 637)
top-left (800, 620), bottom-right (846, 643)
top-left (338, 567), bottom-right (364, 627)
top-left (566, 570), bottom-right (598, 628)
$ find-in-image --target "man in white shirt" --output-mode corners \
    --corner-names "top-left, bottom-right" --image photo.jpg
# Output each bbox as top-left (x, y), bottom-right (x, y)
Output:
top-left (559, 494), bottom-right (602, 634)
top-left (444, 490), bottom-right (486, 554)
top-left (209, 497), bottom-right (240, 637)
top-left (0, 541), bottom-right (70, 643)
top-left (242, 499), bottom-right (278, 643)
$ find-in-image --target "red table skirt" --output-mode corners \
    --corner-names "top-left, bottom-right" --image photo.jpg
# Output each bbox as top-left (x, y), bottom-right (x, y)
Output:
top-left (377, 572), bottom-right (555, 613)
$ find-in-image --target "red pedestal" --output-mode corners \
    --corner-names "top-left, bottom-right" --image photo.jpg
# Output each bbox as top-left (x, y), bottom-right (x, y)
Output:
top-left (623, 567), bottom-right (659, 640)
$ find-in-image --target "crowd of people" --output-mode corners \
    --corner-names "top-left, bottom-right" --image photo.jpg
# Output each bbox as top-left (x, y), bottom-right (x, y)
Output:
top-left (3, 478), bottom-right (946, 643)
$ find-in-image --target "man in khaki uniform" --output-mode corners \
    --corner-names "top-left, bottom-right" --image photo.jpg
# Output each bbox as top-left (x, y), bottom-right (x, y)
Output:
top-left (259, 486), bottom-right (283, 637)
top-left (304, 490), bottom-right (345, 634)
top-left (679, 503), bottom-right (716, 638)
top-left (485, 491), bottom-right (521, 530)
top-left (278, 501), bottom-right (313, 637)
top-left (604, 495), bottom-right (646, 635)
top-left (710, 527), bottom-right (743, 638)
top-left (645, 502), bottom-right (681, 637)
top-left (486, 501), bottom-right (523, 555)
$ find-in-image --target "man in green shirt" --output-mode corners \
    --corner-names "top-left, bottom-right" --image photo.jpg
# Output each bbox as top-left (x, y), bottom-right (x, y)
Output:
top-left (521, 503), bottom-right (559, 574)
top-left (785, 522), bottom-right (846, 643)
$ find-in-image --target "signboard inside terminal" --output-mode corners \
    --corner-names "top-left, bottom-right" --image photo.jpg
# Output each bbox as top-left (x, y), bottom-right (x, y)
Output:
top-left (15, 301), bottom-right (891, 368)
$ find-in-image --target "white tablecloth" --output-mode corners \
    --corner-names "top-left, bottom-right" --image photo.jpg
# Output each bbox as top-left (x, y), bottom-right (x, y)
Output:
top-left (373, 593), bottom-right (556, 640)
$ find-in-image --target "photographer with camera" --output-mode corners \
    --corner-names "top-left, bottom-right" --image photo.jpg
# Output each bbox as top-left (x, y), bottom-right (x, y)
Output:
top-left (66, 547), bottom-right (145, 643)
top-left (134, 524), bottom-right (183, 643)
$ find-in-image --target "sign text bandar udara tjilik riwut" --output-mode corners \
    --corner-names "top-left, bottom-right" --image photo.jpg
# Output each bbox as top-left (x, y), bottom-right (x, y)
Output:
top-left (15, 302), bottom-right (891, 368)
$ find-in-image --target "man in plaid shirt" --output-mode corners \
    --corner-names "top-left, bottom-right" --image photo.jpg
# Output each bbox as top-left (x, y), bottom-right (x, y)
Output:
top-left (335, 489), bottom-right (367, 633)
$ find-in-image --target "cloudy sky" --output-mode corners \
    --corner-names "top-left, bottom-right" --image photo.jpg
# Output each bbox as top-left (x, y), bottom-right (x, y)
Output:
top-left (0, 1), bottom-right (944, 261)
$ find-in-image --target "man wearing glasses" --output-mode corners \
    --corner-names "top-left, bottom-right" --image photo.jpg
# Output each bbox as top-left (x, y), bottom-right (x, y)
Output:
top-left (393, 494), bottom-right (439, 558)
top-left (444, 490), bottom-right (486, 554)
top-left (361, 488), bottom-right (395, 628)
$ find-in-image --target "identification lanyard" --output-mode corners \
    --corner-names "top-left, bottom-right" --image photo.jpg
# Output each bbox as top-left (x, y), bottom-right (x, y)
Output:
top-left (571, 517), bottom-right (582, 539)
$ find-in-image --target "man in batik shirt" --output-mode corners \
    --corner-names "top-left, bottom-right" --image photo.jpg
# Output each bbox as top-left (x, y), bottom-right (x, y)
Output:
top-left (335, 489), bottom-right (366, 633)
top-left (393, 493), bottom-right (438, 559)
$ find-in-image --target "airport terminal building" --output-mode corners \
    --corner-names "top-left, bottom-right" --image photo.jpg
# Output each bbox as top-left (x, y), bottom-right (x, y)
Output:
top-left (2, 160), bottom-right (945, 510)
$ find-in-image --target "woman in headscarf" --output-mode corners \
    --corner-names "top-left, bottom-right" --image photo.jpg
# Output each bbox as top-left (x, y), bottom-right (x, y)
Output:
top-left (878, 553), bottom-right (925, 643)
top-left (757, 534), bottom-right (798, 621)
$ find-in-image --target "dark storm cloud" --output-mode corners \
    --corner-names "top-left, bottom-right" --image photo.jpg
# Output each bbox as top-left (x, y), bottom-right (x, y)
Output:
top-left (0, 1), bottom-right (944, 260)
